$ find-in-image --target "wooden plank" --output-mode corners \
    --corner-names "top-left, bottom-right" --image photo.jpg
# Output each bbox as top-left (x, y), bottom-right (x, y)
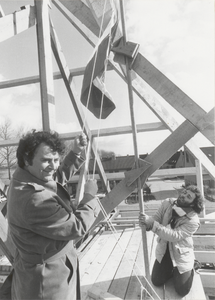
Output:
top-left (164, 272), bottom-right (206, 300)
top-left (0, 67), bottom-right (85, 89)
top-left (184, 141), bottom-right (215, 181)
top-left (76, 226), bottom-right (105, 259)
top-left (0, 5), bottom-right (36, 43)
top-left (35, 0), bottom-right (55, 130)
top-left (0, 122), bottom-right (166, 147)
top-left (125, 231), bottom-right (163, 300)
top-left (194, 251), bottom-right (215, 264)
top-left (195, 224), bottom-right (215, 235)
top-left (200, 218), bottom-right (215, 223)
top-left (58, 0), bottom-right (100, 36)
top-left (199, 270), bottom-right (215, 290)
top-left (52, 0), bottom-right (97, 47)
top-left (132, 53), bottom-right (214, 145)
top-left (87, 228), bottom-right (134, 299)
top-left (194, 236), bottom-right (215, 249)
top-left (79, 230), bottom-right (117, 279)
top-left (108, 228), bottom-right (142, 299)
top-left (88, 287), bottom-right (122, 300)
top-left (80, 230), bottom-right (125, 300)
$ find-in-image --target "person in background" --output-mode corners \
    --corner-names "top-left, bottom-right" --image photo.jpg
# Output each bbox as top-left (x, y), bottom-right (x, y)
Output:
top-left (6, 129), bottom-right (100, 300)
top-left (139, 185), bottom-right (204, 297)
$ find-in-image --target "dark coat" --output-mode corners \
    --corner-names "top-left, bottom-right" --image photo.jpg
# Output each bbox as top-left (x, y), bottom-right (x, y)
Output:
top-left (7, 151), bottom-right (100, 300)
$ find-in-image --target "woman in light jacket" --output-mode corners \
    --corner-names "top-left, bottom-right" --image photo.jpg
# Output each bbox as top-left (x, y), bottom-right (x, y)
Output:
top-left (139, 185), bottom-right (204, 297)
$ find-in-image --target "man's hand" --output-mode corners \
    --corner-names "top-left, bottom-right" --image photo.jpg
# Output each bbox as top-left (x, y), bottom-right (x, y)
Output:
top-left (84, 179), bottom-right (98, 197)
top-left (139, 213), bottom-right (154, 231)
top-left (73, 133), bottom-right (87, 155)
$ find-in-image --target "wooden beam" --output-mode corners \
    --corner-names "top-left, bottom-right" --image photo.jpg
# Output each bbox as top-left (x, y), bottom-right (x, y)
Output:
top-left (195, 224), bottom-right (215, 235)
top-left (184, 142), bottom-right (215, 180)
top-left (0, 67), bottom-right (85, 89)
top-left (53, 0), bottom-right (98, 47)
top-left (194, 251), bottom-right (215, 263)
top-left (194, 236), bottom-right (215, 248)
top-left (35, 0), bottom-right (55, 130)
top-left (0, 122), bottom-right (167, 147)
top-left (0, 5), bottom-right (36, 43)
top-left (199, 270), bottom-right (215, 290)
top-left (165, 273), bottom-right (206, 300)
top-left (68, 166), bottom-right (210, 183)
top-left (132, 53), bottom-right (214, 145)
top-left (58, 0), bottom-right (100, 36)
top-left (88, 287), bottom-right (122, 300)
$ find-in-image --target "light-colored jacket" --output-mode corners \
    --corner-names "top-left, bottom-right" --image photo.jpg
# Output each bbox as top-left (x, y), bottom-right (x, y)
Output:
top-left (7, 151), bottom-right (100, 300)
top-left (151, 199), bottom-right (200, 274)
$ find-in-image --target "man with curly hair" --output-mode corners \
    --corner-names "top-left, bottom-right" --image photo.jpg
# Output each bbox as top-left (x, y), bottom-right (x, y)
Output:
top-left (139, 185), bottom-right (204, 297)
top-left (5, 130), bottom-right (101, 300)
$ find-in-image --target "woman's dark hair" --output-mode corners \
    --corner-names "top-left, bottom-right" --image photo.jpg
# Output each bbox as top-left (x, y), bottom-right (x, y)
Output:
top-left (183, 184), bottom-right (204, 214)
top-left (17, 130), bottom-right (65, 168)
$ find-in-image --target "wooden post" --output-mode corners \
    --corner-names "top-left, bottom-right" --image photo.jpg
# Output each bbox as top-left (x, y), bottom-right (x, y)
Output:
top-left (35, 0), bottom-right (56, 131)
top-left (119, 0), bottom-right (150, 279)
top-left (75, 139), bottom-right (92, 205)
top-left (195, 159), bottom-right (206, 217)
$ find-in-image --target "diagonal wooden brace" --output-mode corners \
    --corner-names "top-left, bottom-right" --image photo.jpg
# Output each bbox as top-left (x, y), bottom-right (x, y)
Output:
top-left (124, 158), bottom-right (151, 187)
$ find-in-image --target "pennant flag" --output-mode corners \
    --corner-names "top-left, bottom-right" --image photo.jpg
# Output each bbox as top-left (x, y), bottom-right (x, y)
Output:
top-left (81, 4), bottom-right (120, 119)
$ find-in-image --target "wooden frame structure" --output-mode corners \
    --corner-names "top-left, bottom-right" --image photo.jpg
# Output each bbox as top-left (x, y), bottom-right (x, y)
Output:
top-left (0, 0), bottom-right (214, 200)
top-left (0, 0), bottom-right (214, 298)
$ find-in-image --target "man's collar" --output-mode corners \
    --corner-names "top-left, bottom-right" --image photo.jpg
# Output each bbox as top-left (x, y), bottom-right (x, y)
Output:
top-left (173, 201), bottom-right (194, 217)
top-left (13, 167), bottom-right (57, 193)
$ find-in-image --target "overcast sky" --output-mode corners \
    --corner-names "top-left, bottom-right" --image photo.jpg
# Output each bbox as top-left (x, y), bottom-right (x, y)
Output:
top-left (0, 0), bottom-right (214, 156)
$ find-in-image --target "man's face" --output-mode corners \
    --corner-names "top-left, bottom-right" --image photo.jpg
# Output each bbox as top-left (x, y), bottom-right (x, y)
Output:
top-left (24, 143), bottom-right (60, 182)
top-left (177, 189), bottom-right (196, 207)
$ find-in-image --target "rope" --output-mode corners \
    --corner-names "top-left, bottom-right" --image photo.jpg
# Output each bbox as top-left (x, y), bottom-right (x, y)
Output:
top-left (79, 2), bottom-right (161, 299)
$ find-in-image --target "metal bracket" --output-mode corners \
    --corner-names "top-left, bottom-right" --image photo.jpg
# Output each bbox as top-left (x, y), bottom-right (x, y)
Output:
top-left (111, 39), bottom-right (140, 69)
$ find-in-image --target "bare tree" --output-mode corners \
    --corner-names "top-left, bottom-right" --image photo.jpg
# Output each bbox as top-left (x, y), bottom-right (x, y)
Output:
top-left (0, 119), bottom-right (25, 179)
